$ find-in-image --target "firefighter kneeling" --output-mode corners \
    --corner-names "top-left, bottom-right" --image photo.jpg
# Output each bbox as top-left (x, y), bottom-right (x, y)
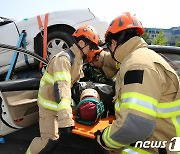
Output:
top-left (76, 88), bottom-right (105, 125)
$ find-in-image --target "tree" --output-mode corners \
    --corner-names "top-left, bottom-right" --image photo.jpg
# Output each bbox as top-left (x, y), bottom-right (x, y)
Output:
top-left (142, 32), bottom-right (151, 44)
top-left (152, 30), bottom-right (168, 45)
top-left (175, 41), bottom-right (180, 47)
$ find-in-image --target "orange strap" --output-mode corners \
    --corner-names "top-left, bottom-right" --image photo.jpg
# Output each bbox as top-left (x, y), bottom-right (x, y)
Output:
top-left (37, 13), bottom-right (49, 72)
top-left (37, 15), bottom-right (43, 30)
top-left (43, 13), bottom-right (49, 61)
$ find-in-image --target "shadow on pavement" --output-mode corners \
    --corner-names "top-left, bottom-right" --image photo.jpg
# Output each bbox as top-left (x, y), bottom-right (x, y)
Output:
top-left (0, 123), bottom-right (107, 154)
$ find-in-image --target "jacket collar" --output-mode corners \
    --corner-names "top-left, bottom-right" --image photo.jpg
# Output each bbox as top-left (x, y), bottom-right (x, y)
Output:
top-left (114, 36), bottom-right (148, 63)
top-left (70, 43), bottom-right (83, 61)
top-left (98, 50), bottom-right (106, 68)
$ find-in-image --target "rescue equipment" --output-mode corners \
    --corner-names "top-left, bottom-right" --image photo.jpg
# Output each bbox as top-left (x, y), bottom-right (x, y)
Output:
top-left (75, 88), bottom-right (104, 125)
top-left (5, 30), bottom-right (29, 81)
top-left (0, 44), bottom-right (48, 65)
top-left (72, 115), bottom-right (115, 139)
top-left (37, 13), bottom-right (49, 74)
top-left (76, 97), bottom-right (104, 125)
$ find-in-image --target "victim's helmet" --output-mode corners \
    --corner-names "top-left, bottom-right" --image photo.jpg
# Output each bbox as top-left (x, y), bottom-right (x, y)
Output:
top-left (73, 25), bottom-right (100, 48)
top-left (86, 47), bottom-right (103, 63)
top-left (105, 12), bottom-right (144, 44)
top-left (76, 88), bottom-right (104, 125)
top-left (80, 88), bottom-right (100, 101)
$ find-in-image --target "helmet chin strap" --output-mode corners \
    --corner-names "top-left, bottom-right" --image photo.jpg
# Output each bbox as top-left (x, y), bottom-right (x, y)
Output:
top-left (73, 36), bottom-right (91, 59)
top-left (79, 42), bottom-right (91, 60)
top-left (107, 44), bottom-right (119, 63)
top-left (109, 31), bottom-right (126, 63)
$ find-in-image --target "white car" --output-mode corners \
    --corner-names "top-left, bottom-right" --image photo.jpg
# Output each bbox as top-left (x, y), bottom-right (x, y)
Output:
top-left (0, 8), bottom-right (109, 77)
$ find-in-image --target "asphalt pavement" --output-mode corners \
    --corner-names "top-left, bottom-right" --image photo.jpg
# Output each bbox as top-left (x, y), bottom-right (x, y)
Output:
top-left (0, 123), bottom-right (107, 154)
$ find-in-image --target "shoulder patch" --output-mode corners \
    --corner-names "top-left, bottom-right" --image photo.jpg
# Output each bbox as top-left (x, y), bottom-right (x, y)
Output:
top-left (124, 70), bottom-right (144, 85)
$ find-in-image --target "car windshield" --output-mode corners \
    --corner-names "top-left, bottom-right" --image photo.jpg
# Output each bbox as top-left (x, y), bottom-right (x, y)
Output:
top-left (159, 52), bottom-right (180, 76)
top-left (0, 17), bottom-right (13, 26)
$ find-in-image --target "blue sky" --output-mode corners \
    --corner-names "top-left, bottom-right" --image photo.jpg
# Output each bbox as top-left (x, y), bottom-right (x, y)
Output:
top-left (1, 0), bottom-right (179, 28)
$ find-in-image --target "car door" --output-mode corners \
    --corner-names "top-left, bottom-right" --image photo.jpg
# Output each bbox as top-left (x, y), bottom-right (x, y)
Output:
top-left (0, 44), bottom-right (48, 136)
top-left (0, 78), bottom-right (40, 136)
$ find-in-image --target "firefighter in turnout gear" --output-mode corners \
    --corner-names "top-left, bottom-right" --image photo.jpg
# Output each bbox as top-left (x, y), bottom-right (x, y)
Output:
top-left (87, 47), bottom-right (119, 81)
top-left (26, 25), bottom-right (100, 154)
top-left (95, 12), bottom-right (180, 154)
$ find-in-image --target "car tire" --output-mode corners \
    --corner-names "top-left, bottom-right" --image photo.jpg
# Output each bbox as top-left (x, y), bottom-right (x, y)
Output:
top-left (35, 31), bottom-right (74, 61)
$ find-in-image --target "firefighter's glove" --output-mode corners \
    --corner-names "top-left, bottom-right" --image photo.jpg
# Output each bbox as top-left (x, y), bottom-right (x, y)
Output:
top-left (95, 129), bottom-right (112, 151)
top-left (58, 126), bottom-right (74, 142)
top-left (95, 130), bottom-right (105, 146)
top-left (94, 130), bottom-right (102, 139)
top-left (59, 126), bottom-right (74, 136)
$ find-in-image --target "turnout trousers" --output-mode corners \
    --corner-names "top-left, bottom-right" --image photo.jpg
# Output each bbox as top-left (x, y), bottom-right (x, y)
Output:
top-left (27, 105), bottom-right (59, 154)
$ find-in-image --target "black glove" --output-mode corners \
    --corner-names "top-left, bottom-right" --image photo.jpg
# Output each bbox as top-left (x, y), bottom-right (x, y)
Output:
top-left (94, 130), bottom-right (102, 139)
top-left (59, 126), bottom-right (74, 136)
top-left (94, 129), bottom-right (107, 148)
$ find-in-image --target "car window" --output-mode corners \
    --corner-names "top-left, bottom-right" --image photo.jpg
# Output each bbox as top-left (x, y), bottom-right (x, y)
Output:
top-left (0, 44), bottom-right (47, 81)
top-left (159, 52), bottom-right (180, 76)
top-left (0, 17), bottom-right (13, 26)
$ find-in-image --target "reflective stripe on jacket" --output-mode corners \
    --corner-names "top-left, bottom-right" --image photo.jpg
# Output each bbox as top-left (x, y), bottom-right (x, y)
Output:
top-left (115, 92), bottom-right (180, 118)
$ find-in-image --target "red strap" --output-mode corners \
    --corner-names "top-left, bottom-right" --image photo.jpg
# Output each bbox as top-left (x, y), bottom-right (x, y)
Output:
top-left (37, 14), bottom-right (49, 74)
top-left (37, 15), bottom-right (43, 30)
top-left (43, 13), bottom-right (49, 61)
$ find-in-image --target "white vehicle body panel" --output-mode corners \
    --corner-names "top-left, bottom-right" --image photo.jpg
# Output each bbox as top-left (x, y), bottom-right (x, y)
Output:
top-left (0, 92), bottom-right (21, 136)
top-left (0, 8), bottom-right (109, 75)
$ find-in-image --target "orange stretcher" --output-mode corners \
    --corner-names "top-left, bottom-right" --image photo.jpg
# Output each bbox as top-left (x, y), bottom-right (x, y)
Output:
top-left (72, 115), bottom-right (115, 139)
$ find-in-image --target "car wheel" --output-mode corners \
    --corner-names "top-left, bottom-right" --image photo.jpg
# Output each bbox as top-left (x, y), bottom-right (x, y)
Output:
top-left (36, 31), bottom-right (74, 61)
